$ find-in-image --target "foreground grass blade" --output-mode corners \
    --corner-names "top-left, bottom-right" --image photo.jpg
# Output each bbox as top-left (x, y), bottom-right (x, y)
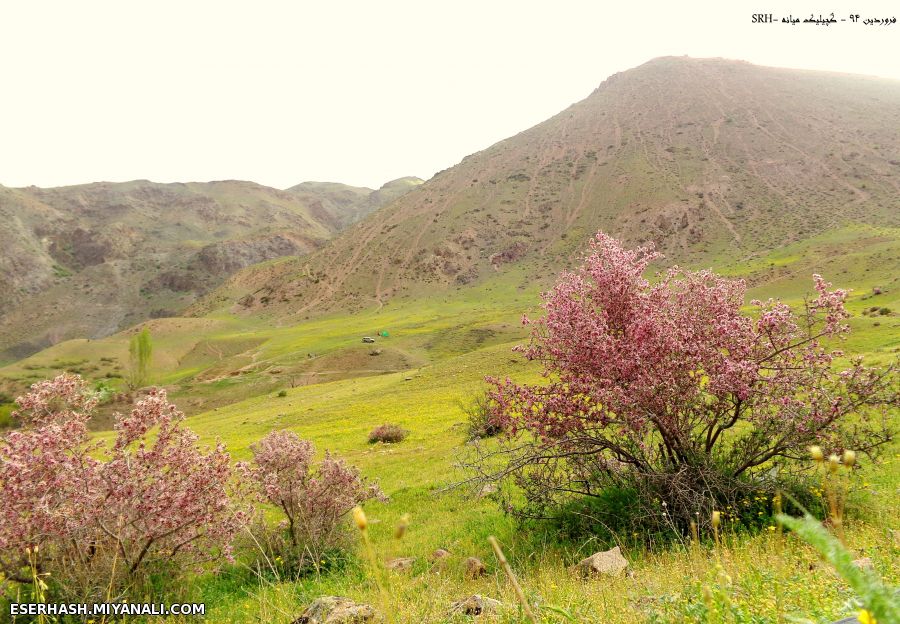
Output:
top-left (776, 513), bottom-right (898, 623)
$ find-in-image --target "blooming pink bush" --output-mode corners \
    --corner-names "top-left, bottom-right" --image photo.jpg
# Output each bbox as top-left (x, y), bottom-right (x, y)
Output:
top-left (0, 374), bottom-right (246, 599)
top-left (0, 374), bottom-right (100, 584)
top-left (240, 430), bottom-right (385, 571)
top-left (468, 233), bottom-right (896, 528)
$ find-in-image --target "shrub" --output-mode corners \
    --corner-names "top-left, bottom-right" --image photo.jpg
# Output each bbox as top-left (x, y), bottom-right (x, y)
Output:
top-left (463, 233), bottom-right (896, 532)
top-left (461, 392), bottom-right (503, 439)
top-left (276, 389), bottom-right (288, 397)
top-left (368, 423), bottom-right (409, 444)
top-left (0, 374), bottom-right (246, 600)
top-left (93, 378), bottom-right (115, 402)
top-left (240, 430), bottom-right (385, 574)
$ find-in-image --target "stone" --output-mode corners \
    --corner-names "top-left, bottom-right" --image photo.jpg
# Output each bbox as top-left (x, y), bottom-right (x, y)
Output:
top-left (573, 546), bottom-right (629, 577)
top-left (477, 483), bottom-right (498, 498)
top-left (291, 596), bottom-right (377, 624)
top-left (384, 556), bottom-right (415, 572)
top-left (449, 595), bottom-right (503, 616)
top-left (463, 556), bottom-right (488, 579)
top-left (429, 548), bottom-right (451, 571)
top-left (430, 548), bottom-right (451, 561)
top-left (852, 557), bottom-right (874, 571)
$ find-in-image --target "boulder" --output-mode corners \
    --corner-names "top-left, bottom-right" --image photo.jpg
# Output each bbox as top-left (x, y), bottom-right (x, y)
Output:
top-left (573, 546), bottom-right (628, 577)
top-left (291, 596), bottom-right (377, 623)
top-left (449, 595), bottom-right (503, 616)
top-left (464, 556), bottom-right (488, 579)
top-left (385, 556), bottom-right (415, 572)
top-left (852, 557), bottom-right (874, 571)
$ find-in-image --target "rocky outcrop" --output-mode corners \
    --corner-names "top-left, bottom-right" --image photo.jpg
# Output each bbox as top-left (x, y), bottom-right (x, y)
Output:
top-left (449, 595), bottom-right (503, 616)
top-left (463, 556), bottom-right (488, 579)
top-left (384, 556), bottom-right (415, 572)
top-left (195, 234), bottom-right (313, 276)
top-left (291, 596), bottom-right (377, 624)
top-left (573, 546), bottom-right (629, 577)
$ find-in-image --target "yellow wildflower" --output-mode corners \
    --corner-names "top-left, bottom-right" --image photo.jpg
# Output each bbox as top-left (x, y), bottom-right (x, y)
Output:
top-left (857, 609), bottom-right (877, 624)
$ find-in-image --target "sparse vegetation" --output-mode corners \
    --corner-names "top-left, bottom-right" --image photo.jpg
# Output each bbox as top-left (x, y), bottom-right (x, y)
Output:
top-left (461, 391), bottom-right (502, 440)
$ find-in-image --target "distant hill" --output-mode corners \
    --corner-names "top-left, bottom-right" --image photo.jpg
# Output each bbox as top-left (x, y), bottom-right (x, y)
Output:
top-left (287, 177), bottom-right (424, 229)
top-left (0, 177), bottom-right (420, 361)
top-left (197, 57), bottom-right (900, 319)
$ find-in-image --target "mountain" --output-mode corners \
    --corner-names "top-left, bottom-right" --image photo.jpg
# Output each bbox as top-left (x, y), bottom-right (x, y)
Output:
top-left (198, 57), bottom-right (900, 320)
top-left (0, 178), bottom-right (419, 361)
top-left (286, 177), bottom-right (424, 229)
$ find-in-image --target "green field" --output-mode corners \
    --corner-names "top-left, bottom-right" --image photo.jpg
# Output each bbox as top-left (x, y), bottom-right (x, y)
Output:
top-left (122, 339), bottom-right (898, 623)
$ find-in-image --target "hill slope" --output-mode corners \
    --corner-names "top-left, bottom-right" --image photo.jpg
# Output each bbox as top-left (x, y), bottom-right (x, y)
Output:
top-left (0, 178), bottom-right (420, 361)
top-left (198, 57), bottom-right (900, 319)
top-left (287, 177), bottom-right (424, 229)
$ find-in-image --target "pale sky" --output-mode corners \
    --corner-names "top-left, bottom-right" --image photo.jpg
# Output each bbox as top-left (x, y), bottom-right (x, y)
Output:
top-left (1, 0), bottom-right (898, 190)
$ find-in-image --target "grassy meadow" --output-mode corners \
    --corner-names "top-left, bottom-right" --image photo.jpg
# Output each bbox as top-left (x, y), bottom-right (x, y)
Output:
top-left (136, 340), bottom-right (898, 624)
top-left (1, 230), bottom-right (898, 623)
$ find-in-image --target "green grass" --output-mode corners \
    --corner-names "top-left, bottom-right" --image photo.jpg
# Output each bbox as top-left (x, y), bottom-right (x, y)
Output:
top-left (80, 323), bottom-right (895, 623)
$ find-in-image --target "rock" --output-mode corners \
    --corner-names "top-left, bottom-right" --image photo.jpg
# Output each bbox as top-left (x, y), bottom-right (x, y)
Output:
top-left (385, 556), bottom-right (415, 572)
top-left (853, 557), bottom-right (874, 571)
top-left (573, 546), bottom-right (629, 577)
top-left (430, 548), bottom-right (451, 561)
top-left (429, 548), bottom-right (451, 571)
top-left (463, 556), bottom-right (487, 579)
top-left (291, 596), bottom-right (377, 624)
top-left (449, 595), bottom-right (503, 616)
top-left (830, 618), bottom-right (860, 624)
top-left (477, 483), bottom-right (498, 498)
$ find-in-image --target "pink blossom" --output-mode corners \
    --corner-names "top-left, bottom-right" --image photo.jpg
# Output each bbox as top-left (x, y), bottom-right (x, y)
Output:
top-left (0, 376), bottom-right (248, 597)
top-left (483, 233), bottom-right (895, 524)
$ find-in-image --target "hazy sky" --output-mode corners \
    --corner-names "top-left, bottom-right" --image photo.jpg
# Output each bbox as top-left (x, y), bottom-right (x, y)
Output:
top-left (2, 1), bottom-right (899, 190)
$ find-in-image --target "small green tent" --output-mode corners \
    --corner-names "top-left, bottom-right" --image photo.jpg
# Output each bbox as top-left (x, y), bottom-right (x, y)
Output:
top-left (380, 331), bottom-right (389, 337)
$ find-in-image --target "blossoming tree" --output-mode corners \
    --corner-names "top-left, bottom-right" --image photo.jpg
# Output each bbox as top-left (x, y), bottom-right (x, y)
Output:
top-left (0, 374), bottom-right (246, 599)
top-left (466, 233), bottom-right (896, 527)
top-left (240, 430), bottom-right (385, 571)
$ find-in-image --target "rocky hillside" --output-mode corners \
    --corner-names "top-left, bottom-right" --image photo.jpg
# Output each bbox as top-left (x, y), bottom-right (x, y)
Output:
top-left (0, 178), bottom-right (419, 361)
top-left (287, 177), bottom-right (423, 229)
top-left (198, 57), bottom-right (900, 319)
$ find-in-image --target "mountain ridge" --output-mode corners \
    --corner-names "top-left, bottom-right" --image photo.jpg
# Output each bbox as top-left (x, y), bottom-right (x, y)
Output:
top-left (192, 56), bottom-right (900, 320)
top-left (0, 176), bottom-right (421, 361)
